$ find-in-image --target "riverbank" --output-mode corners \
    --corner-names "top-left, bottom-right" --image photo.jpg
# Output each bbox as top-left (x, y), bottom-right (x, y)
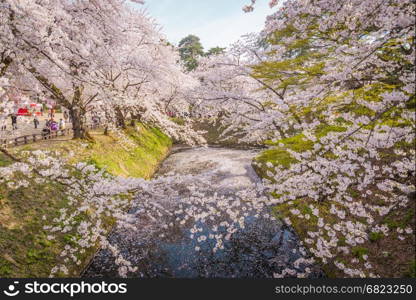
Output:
top-left (253, 131), bottom-right (415, 278)
top-left (193, 119), bottom-right (264, 149)
top-left (0, 124), bottom-right (172, 277)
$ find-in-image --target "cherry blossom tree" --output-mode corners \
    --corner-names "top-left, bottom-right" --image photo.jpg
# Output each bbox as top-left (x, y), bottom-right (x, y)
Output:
top-left (235, 0), bottom-right (415, 277)
top-left (189, 35), bottom-right (278, 143)
top-left (1, 0), bottom-right (414, 279)
top-left (0, 0), bottom-right (200, 143)
top-left (189, 0), bottom-right (416, 276)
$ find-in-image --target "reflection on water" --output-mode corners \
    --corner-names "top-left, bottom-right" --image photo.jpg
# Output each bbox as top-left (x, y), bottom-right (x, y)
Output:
top-left (84, 147), bottom-right (323, 278)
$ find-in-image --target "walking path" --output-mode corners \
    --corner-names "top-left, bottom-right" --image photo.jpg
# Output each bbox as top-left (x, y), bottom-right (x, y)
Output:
top-left (0, 113), bottom-right (101, 148)
top-left (0, 113), bottom-right (66, 139)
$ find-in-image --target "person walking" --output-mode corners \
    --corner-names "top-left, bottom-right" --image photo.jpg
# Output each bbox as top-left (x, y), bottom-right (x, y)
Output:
top-left (0, 115), bottom-right (6, 131)
top-left (63, 111), bottom-right (69, 122)
top-left (41, 122), bottom-right (51, 139)
top-left (11, 114), bottom-right (17, 130)
top-left (92, 115), bottom-right (99, 126)
top-left (50, 119), bottom-right (58, 131)
top-left (59, 118), bottom-right (65, 130)
top-left (33, 115), bottom-right (40, 129)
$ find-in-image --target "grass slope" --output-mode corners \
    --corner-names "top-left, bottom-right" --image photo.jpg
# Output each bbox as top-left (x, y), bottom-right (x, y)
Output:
top-left (253, 125), bottom-right (415, 278)
top-left (0, 124), bottom-right (171, 277)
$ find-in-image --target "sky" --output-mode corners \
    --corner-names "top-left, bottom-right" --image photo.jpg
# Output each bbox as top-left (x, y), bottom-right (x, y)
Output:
top-left (140, 0), bottom-right (272, 50)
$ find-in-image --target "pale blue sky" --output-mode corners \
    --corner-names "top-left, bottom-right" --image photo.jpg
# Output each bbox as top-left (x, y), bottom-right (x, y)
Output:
top-left (141, 0), bottom-right (272, 50)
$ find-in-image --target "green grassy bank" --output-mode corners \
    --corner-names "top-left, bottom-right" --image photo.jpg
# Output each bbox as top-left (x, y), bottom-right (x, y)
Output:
top-left (253, 124), bottom-right (415, 278)
top-left (0, 124), bottom-right (172, 277)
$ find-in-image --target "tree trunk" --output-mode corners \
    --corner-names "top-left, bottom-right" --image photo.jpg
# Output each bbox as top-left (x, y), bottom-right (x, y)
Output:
top-left (273, 121), bottom-right (287, 139)
top-left (115, 107), bottom-right (126, 129)
top-left (70, 106), bottom-right (87, 139)
top-left (134, 113), bottom-right (142, 122)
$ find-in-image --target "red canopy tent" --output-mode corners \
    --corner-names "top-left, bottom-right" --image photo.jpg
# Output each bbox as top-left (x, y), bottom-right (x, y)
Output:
top-left (17, 108), bottom-right (31, 116)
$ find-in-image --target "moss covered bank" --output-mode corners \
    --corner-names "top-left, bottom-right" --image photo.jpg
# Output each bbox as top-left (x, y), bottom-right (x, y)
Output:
top-left (0, 124), bottom-right (172, 277)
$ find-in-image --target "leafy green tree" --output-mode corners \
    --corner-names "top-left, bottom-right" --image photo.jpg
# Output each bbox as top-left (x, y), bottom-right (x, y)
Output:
top-left (205, 47), bottom-right (226, 57)
top-left (178, 35), bottom-right (204, 72)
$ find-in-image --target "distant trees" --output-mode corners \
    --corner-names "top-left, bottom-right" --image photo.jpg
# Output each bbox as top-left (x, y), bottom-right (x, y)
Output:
top-left (178, 35), bottom-right (204, 72)
top-left (205, 47), bottom-right (226, 57)
top-left (178, 35), bottom-right (227, 71)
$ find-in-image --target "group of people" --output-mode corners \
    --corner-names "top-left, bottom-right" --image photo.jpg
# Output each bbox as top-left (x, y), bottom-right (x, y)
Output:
top-left (0, 107), bottom-right (69, 132)
top-left (0, 109), bottom-right (101, 140)
top-left (0, 114), bottom-right (18, 131)
top-left (40, 117), bottom-right (66, 137)
top-left (91, 114), bottom-right (100, 125)
top-left (0, 112), bottom-right (67, 138)
top-left (166, 111), bottom-right (193, 118)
